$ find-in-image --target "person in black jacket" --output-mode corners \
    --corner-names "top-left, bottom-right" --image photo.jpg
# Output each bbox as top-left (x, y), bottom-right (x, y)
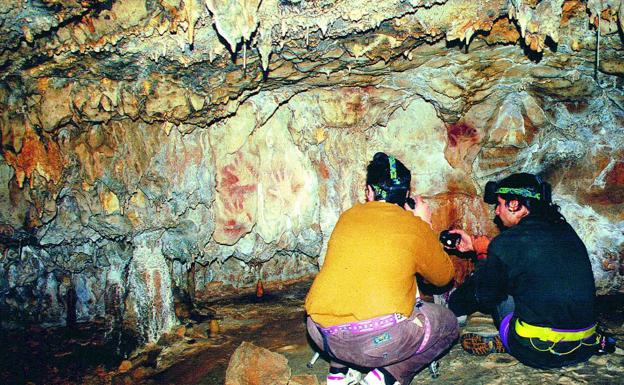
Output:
top-left (447, 173), bottom-right (600, 368)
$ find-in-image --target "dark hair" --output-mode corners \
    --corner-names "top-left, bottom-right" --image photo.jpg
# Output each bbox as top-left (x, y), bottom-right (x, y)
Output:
top-left (495, 173), bottom-right (565, 223)
top-left (366, 152), bottom-right (411, 207)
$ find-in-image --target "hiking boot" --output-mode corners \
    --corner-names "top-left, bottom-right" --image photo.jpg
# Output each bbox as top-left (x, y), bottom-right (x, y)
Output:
top-left (460, 333), bottom-right (506, 356)
top-left (461, 312), bottom-right (499, 337)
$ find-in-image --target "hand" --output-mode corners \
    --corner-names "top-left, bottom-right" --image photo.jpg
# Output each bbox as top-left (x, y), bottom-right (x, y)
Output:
top-left (448, 229), bottom-right (473, 253)
top-left (404, 195), bottom-right (432, 226)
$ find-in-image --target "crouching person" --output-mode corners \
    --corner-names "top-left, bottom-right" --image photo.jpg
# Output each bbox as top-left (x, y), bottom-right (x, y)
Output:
top-left (304, 152), bottom-right (458, 385)
top-left (448, 173), bottom-right (601, 368)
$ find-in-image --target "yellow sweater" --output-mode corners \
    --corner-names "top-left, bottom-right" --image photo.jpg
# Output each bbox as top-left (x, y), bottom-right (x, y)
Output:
top-left (305, 201), bottom-right (454, 327)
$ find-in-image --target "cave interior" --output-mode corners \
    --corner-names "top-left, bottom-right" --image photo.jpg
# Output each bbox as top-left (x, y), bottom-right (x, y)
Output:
top-left (0, 0), bottom-right (623, 384)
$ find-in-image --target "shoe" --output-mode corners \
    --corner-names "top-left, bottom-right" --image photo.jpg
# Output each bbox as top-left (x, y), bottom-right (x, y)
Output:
top-left (327, 373), bottom-right (347, 385)
top-left (327, 368), bottom-right (362, 385)
top-left (359, 368), bottom-right (399, 385)
top-left (460, 333), bottom-right (506, 356)
top-left (345, 368), bottom-right (363, 384)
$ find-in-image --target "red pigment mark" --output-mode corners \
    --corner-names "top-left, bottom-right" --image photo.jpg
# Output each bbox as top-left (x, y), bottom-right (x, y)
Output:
top-left (216, 155), bottom-right (259, 243)
top-left (522, 116), bottom-right (538, 143)
top-left (221, 165), bottom-right (240, 186)
top-left (153, 271), bottom-right (163, 311)
top-left (606, 161), bottom-right (624, 186)
top-left (292, 182), bottom-right (303, 194)
top-left (446, 122), bottom-right (478, 147)
top-left (318, 160), bottom-right (330, 179)
top-left (346, 96), bottom-right (364, 115)
top-left (223, 219), bottom-right (245, 234)
top-left (81, 16), bottom-right (96, 34)
top-left (219, 165), bottom-right (257, 212)
top-left (220, 166), bottom-right (256, 195)
top-left (224, 200), bottom-right (244, 211)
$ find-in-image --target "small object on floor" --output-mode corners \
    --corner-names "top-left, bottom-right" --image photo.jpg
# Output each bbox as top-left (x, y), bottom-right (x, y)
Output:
top-left (428, 360), bottom-right (440, 379)
top-left (306, 352), bottom-right (320, 368)
top-left (596, 333), bottom-right (617, 355)
top-left (209, 319), bottom-right (220, 336)
top-left (256, 279), bottom-right (264, 298)
top-left (460, 333), bottom-right (506, 356)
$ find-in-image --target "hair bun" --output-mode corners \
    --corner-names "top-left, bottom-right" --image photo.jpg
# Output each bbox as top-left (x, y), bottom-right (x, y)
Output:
top-left (372, 152), bottom-right (388, 163)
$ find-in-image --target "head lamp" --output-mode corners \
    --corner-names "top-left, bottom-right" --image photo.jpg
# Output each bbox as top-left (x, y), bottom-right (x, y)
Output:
top-left (483, 173), bottom-right (552, 205)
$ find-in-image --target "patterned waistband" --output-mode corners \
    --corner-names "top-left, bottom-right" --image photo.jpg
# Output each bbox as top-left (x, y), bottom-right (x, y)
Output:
top-left (515, 320), bottom-right (597, 342)
top-left (320, 313), bottom-right (407, 336)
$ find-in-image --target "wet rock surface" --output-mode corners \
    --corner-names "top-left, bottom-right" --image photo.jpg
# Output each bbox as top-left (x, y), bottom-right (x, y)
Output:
top-left (2, 280), bottom-right (623, 385)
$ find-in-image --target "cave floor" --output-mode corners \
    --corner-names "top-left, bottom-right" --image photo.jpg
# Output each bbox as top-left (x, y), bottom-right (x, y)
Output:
top-left (2, 280), bottom-right (624, 385)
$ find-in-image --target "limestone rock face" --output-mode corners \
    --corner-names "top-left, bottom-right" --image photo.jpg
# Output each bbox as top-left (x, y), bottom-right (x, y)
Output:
top-left (0, 0), bottom-right (623, 344)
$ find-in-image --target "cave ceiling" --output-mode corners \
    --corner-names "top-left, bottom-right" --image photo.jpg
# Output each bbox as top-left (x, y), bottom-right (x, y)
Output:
top-left (1, 0), bottom-right (622, 129)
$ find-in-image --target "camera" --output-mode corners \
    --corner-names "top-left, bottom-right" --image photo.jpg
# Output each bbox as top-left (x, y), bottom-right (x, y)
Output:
top-left (439, 230), bottom-right (461, 249)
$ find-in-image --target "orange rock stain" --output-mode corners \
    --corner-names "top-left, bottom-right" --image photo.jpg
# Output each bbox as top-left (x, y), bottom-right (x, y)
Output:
top-left (3, 125), bottom-right (64, 188)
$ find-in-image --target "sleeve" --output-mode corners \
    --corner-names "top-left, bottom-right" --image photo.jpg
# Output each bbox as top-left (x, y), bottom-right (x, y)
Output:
top-left (415, 221), bottom-right (455, 287)
top-left (472, 235), bottom-right (490, 261)
top-left (474, 242), bottom-right (509, 312)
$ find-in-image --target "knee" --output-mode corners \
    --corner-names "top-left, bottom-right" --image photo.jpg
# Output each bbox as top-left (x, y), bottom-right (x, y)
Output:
top-left (446, 314), bottom-right (460, 338)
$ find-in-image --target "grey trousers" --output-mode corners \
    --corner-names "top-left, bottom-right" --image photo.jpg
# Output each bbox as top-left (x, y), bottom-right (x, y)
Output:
top-left (307, 302), bottom-right (459, 385)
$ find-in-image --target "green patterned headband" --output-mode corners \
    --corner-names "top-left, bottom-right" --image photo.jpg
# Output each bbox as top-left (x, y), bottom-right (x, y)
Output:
top-left (388, 156), bottom-right (397, 181)
top-left (495, 187), bottom-right (541, 200)
top-left (372, 184), bottom-right (388, 200)
top-left (372, 155), bottom-right (402, 200)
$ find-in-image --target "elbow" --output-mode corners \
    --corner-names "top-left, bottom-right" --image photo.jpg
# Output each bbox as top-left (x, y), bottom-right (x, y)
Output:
top-left (445, 263), bottom-right (456, 285)
top-left (430, 265), bottom-right (455, 287)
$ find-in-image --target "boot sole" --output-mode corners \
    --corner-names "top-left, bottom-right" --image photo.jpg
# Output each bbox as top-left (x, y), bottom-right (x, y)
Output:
top-left (460, 333), bottom-right (506, 356)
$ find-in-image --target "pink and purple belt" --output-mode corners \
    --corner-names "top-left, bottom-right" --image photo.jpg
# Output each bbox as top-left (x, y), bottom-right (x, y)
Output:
top-left (320, 313), bottom-right (407, 335)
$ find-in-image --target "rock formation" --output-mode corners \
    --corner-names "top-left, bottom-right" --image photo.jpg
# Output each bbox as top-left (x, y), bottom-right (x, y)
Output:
top-left (0, 0), bottom-right (623, 344)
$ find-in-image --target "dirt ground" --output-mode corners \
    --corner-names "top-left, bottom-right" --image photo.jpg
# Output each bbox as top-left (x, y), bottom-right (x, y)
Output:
top-left (2, 280), bottom-right (623, 385)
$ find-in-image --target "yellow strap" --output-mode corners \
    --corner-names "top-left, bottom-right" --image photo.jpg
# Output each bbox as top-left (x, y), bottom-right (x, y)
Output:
top-left (515, 320), bottom-right (596, 342)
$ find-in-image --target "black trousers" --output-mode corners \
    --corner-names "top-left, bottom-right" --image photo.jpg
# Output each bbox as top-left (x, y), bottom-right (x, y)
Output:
top-left (448, 271), bottom-right (596, 368)
top-left (448, 273), bottom-right (479, 317)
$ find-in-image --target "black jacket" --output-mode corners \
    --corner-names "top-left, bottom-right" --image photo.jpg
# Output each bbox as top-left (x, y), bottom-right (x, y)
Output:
top-left (475, 215), bottom-right (596, 329)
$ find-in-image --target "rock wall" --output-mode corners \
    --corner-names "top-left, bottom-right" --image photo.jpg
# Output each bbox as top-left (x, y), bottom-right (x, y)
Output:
top-left (0, 0), bottom-right (623, 343)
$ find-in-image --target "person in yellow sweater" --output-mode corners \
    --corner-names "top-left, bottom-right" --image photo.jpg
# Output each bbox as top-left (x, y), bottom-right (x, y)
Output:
top-left (305, 152), bottom-right (458, 385)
